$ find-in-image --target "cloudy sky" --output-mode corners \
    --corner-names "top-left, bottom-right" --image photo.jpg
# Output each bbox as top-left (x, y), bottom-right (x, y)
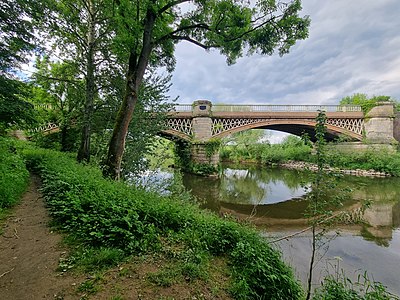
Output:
top-left (168, 0), bottom-right (400, 106)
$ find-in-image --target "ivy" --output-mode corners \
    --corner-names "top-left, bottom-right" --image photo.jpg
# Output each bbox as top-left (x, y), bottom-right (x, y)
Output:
top-left (204, 139), bottom-right (221, 158)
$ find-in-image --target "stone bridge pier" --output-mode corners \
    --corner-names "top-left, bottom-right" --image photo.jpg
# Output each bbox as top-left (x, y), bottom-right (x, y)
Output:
top-left (364, 102), bottom-right (396, 144)
top-left (189, 100), bottom-right (219, 168)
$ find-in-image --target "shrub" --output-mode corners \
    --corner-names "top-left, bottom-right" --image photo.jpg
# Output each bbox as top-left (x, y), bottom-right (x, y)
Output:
top-left (313, 273), bottom-right (399, 300)
top-left (22, 145), bottom-right (303, 299)
top-left (0, 137), bottom-right (29, 213)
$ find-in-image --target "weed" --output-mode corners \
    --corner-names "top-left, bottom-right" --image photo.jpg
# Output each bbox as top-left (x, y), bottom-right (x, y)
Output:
top-left (77, 279), bottom-right (99, 294)
top-left (313, 271), bottom-right (399, 300)
top-left (147, 268), bottom-right (180, 287)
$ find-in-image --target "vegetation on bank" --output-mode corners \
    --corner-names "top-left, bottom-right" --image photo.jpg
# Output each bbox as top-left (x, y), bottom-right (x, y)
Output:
top-left (0, 137), bottom-right (29, 217)
top-left (1, 137), bottom-right (398, 298)
top-left (220, 135), bottom-right (311, 165)
top-left (220, 135), bottom-right (400, 176)
top-left (20, 142), bottom-right (303, 299)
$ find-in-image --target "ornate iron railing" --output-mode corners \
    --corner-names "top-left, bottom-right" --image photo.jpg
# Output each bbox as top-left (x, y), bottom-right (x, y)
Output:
top-left (172, 104), bottom-right (192, 112)
top-left (173, 104), bottom-right (362, 112)
top-left (32, 122), bottom-right (59, 132)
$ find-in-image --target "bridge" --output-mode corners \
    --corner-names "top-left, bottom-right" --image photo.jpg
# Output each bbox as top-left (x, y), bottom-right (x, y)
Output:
top-left (163, 101), bottom-right (365, 142)
top-left (35, 100), bottom-right (397, 168)
top-left (162, 100), bottom-right (396, 167)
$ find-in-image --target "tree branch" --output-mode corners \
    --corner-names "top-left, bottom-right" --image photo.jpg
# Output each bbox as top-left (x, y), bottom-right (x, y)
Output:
top-left (170, 35), bottom-right (216, 50)
top-left (33, 73), bottom-right (82, 86)
top-left (157, 0), bottom-right (190, 17)
top-left (155, 23), bottom-right (210, 45)
top-left (223, 15), bottom-right (281, 43)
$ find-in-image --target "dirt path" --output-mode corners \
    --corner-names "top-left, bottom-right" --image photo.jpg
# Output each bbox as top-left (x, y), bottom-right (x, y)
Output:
top-left (0, 174), bottom-right (231, 299)
top-left (0, 175), bottom-right (77, 299)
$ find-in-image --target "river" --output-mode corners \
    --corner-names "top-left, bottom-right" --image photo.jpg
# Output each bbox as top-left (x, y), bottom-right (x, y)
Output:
top-left (181, 163), bottom-right (400, 296)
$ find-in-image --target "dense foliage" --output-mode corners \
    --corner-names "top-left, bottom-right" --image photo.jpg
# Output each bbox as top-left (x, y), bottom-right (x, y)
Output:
top-left (22, 144), bottom-right (303, 299)
top-left (221, 135), bottom-right (312, 164)
top-left (0, 138), bottom-right (29, 215)
top-left (0, 77), bottom-right (37, 134)
top-left (339, 93), bottom-right (397, 114)
top-left (323, 150), bottom-right (400, 176)
top-left (221, 133), bottom-right (400, 176)
top-left (0, 0), bottom-right (45, 134)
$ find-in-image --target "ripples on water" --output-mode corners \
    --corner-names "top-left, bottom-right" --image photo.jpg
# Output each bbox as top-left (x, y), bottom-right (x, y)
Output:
top-left (184, 163), bottom-right (400, 296)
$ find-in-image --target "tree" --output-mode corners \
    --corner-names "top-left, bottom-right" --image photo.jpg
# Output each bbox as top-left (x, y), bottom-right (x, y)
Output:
top-left (120, 73), bottom-right (176, 178)
top-left (0, 0), bottom-right (41, 72)
top-left (0, 78), bottom-right (37, 134)
top-left (31, 57), bottom-right (84, 151)
top-left (41, 0), bottom-right (116, 162)
top-left (340, 93), bottom-right (394, 114)
top-left (103, 0), bottom-right (310, 179)
top-left (0, 0), bottom-right (46, 133)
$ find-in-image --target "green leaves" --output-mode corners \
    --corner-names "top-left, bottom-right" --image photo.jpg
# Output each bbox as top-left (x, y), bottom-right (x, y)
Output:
top-left (0, 138), bottom-right (30, 210)
top-left (23, 144), bottom-right (303, 299)
top-left (340, 93), bottom-right (397, 114)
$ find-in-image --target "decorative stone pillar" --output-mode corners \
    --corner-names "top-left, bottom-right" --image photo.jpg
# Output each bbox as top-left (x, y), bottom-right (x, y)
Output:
top-left (190, 100), bottom-right (219, 170)
top-left (364, 102), bottom-right (395, 144)
top-left (192, 100), bottom-right (213, 141)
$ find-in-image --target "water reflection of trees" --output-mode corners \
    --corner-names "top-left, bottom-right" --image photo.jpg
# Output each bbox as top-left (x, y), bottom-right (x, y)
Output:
top-left (182, 164), bottom-right (400, 247)
top-left (344, 176), bottom-right (400, 202)
top-left (220, 164), bottom-right (310, 205)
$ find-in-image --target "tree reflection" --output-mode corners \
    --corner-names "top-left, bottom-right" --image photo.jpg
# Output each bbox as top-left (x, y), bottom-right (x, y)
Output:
top-left (181, 163), bottom-right (400, 247)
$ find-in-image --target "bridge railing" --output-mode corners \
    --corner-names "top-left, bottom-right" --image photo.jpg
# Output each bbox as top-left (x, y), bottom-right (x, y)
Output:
top-left (211, 104), bottom-right (362, 112)
top-left (173, 104), bottom-right (362, 113)
top-left (173, 104), bottom-right (192, 112)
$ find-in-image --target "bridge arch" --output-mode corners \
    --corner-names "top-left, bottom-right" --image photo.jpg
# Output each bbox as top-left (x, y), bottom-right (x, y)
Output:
top-left (211, 119), bottom-right (363, 142)
top-left (158, 130), bottom-right (192, 142)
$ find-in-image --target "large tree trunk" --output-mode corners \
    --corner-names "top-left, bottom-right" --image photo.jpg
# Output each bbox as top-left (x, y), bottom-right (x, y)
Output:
top-left (102, 86), bottom-right (138, 179)
top-left (103, 8), bottom-right (156, 179)
top-left (77, 0), bottom-right (96, 163)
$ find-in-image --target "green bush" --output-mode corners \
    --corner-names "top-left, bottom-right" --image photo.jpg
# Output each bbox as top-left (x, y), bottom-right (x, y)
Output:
top-left (313, 273), bottom-right (398, 300)
top-left (222, 139), bottom-right (400, 176)
top-left (221, 142), bottom-right (312, 165)
top-left (22, 145), bottom-right (303, 299)
top-left (321, 150), bottom-right (400, 176)
top-left (0, 137), bottom-right (29, 213)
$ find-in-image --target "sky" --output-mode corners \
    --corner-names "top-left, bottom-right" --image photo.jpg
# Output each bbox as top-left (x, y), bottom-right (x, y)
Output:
top-left (168, 0), bottom-right (400, 106)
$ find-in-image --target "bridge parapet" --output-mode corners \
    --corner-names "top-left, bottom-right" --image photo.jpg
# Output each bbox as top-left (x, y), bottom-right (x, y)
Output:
top-left (172, 104), bottom-right (362, 113)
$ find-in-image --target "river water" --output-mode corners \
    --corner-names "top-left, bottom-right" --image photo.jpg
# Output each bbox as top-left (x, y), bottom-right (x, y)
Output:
top-left (181, 163), bottom-right (400, 296)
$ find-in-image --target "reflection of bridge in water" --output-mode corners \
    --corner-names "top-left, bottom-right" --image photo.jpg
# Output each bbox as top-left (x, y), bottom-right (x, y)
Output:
top-left (183, 165), bottom-right (400, 245)
top-left (218, 200), bottom-right (400, 244)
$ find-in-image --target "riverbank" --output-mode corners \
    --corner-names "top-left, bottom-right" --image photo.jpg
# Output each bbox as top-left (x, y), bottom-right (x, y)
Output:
top-left (220, 141), bottom-right (400, 177)
top-left (16, 140), bottom-right (304, 299)
top-left (2, 137), bottom-right (398, 299)
top-left (279, 160), bottom-right (391, 177)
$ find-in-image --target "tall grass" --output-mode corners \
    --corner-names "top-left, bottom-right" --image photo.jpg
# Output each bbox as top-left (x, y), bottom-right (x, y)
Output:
top-left (313, 271), bottom-right (398, 300)
top-left (0, 137), bottom-right (30, 215)
top-left (22, 146), bottom-right (304, 299)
